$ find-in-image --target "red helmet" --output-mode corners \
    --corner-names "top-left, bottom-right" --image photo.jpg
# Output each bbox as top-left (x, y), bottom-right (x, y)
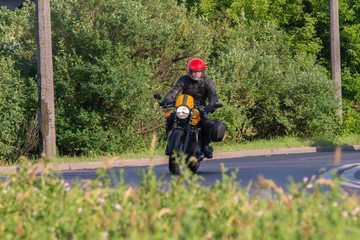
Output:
top-left (187, 58), bottom-right (206, 81)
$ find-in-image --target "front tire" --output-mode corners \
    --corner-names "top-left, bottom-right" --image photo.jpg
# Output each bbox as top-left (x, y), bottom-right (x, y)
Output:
top-left (168, 129), bottom-right (184, 174)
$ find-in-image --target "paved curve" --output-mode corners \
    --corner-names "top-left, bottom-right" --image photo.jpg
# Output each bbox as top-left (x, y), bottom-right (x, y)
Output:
top-left (1, 145), bottom-right (360, 190)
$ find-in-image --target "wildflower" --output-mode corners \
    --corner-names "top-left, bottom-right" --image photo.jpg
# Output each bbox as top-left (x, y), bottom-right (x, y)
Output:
top-left (62, 181), bottom-right (71, 191)
top-left (197, 201), bottom-right (203, 208)
top-left (205, 231), bottom-right (214, 239)
top-left (351, 206), bottom-right (360, 216)
top-left (342, 211), bottom-right (348, 217)
top-left (257, 210), bottom-right (263, 216)
top-left (98, 198), bottom-right (106, 203)
top-left (78, 207), bottom-right (83, 213)
top-left (306, 183), bottom-right (314, 189)
top-left (102, 231), bottom-right (109, 239)
top-left (303, 177), bottom-right (309, 183)
top-left (114, 203), bottom-right (122, 210)
top-left (52, 232), bottom-right (57, 239)
top-left (233, 196), bottom-right (239, 204)
top-left (3, 190), bottom-right (7, 194)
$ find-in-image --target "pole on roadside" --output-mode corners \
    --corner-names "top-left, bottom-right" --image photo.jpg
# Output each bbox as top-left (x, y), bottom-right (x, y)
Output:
top-left (36, 0), bottom-right (56, 158)
top-left (329, 0), bottom-right (342, 122)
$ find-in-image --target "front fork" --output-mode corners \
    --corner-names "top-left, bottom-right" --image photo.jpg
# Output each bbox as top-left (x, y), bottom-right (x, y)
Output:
top-left (171, 109), bottom-right (195, 155)
top-left (182, 108), bottom-right (194, 154)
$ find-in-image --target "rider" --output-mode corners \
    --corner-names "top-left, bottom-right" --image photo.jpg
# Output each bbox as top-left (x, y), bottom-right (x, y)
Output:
top-left (160, 58), bottom-right (218, 159)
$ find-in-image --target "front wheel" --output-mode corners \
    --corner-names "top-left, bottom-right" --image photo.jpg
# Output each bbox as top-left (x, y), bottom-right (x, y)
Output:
top-left (168, 129), bottom-right (184, 174)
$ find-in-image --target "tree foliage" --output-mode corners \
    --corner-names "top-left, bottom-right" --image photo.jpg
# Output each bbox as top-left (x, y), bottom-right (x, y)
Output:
top-left (208, 22), bottom-right (338, 140)
top-left (0, 0), bottom-right (351, 162)
top-left (192, 0), bottom-right (360, 135)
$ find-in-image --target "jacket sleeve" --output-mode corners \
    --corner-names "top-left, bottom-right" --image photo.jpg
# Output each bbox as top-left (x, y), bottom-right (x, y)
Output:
top-left (206, 78), bottom-right (218, 105)
top-left (163, 77), bottom-right (185, 103)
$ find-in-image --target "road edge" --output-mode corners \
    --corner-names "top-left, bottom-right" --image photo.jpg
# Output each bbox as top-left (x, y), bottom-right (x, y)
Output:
top-left (1, 145), bottom-right (360, 174)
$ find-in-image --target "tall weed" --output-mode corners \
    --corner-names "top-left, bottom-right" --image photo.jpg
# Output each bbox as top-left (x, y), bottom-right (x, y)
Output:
top-left (0, 160), bottom-right (359, 239)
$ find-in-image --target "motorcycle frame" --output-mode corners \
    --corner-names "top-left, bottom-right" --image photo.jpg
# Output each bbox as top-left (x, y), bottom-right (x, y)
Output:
top-left (171, 107), bottom-right (198, 156)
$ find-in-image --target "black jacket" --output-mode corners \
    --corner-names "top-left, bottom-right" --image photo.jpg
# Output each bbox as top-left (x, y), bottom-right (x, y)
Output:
top-left (163, 75), bottom-right (218, 107)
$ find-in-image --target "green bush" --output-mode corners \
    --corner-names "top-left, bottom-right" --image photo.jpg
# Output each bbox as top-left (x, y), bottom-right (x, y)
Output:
top-left (0, 3), bottom-right (38, 163)
top-left (49, 0), bottom-right (214, 156)
top-left (209, 22), bottom-right (339, 140)
top-left (194, 0), bottom-right (360, 135)
top-left (0, 0), bottom-right (350, 161)
top-left (0, 57), bottom-right (37, 163)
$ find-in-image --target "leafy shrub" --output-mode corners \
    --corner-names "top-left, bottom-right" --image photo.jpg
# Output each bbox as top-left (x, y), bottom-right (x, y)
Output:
top-left (0, 57), bottom-right (37, 163)
top-left (209, 22), bottom-right (339, 140)
top-left (50, 0), bottom-right (214, 156)
top-left (340, 100), bottom-right (360, 135)
top-left (0, 3), bottom-right (38, 162)
top-left (0, 0), bottom-right (349, 161)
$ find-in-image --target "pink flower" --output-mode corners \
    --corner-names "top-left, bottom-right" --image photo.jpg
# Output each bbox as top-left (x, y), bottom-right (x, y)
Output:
top-left (342, 211), bottom-right (348, 217)
top-left (257, 211), bottom-right (263, 216)
top-left (102, 231), bottom-right (109, 239)
top-left (352, 206), bottom-right (360, 216)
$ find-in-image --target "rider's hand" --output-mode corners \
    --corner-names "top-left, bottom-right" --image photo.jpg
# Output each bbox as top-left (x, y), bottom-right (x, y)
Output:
top-left (160, 100), bottom-right (168, 107)
top-left (205, 104), bottom-right (215, 113)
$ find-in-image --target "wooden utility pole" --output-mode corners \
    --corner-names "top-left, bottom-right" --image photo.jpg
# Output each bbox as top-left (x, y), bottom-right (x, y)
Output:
top-left (36, 0), bottom-right (56, 158)
top-left (329, 0), bottom-right (342, 122)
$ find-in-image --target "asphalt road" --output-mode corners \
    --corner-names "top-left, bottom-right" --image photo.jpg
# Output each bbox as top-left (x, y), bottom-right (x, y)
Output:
top-left (59, 150), bottom-right (360, 192)
top-left (1, 146), bottom-right (360, 192)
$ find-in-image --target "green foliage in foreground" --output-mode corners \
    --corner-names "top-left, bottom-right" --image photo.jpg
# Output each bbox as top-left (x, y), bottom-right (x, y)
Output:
top-left (1, 163), bottom-right (360, 239)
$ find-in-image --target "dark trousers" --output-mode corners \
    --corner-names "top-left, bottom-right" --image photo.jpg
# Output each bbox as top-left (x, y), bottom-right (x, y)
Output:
top-left (166, 110), bottom-right (211, 146)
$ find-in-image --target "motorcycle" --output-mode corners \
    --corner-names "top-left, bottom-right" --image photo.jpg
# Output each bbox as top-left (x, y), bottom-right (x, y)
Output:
top-left (154, 93), bottom-right (225, 174)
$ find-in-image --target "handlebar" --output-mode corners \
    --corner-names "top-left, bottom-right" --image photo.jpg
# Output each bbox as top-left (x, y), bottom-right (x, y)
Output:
top-left (160, 102), bottom-right (175, 108)
top-left (154, 93), bottom-right (223, 111)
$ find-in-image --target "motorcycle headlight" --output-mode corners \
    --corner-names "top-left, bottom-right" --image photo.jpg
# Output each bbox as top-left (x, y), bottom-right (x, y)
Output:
top-left (176, 106), bottom-right (190, 119)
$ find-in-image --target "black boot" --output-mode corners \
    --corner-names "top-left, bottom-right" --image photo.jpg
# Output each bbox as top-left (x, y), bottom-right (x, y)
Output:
top-left (202, 145), bottom-right (213, 159)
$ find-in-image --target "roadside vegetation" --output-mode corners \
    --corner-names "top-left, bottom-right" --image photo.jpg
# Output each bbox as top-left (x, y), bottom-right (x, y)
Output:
top-left (18, 133), bottom-right (360, 165)
top-left (1, 161), bottom-right (360, 239)
top-left (2, 2), bottom-right (360, 238)
top-left (1, 0), bottom-right (360, 163)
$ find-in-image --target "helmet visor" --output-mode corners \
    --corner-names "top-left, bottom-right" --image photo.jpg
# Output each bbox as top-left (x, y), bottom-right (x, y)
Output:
top-left (188, 69), bottom-right (205, 81)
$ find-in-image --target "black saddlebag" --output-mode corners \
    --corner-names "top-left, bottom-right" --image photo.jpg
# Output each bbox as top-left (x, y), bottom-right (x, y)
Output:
top-left (211, 120), bottom-right (226, 142)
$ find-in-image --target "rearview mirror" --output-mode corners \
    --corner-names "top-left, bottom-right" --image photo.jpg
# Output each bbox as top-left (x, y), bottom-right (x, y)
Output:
top-left (154, 94), bottom-right (162, 100)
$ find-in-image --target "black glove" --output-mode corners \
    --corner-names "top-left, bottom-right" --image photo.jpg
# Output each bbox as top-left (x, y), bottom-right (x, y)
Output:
top-left (205, 104), bottom-right (215, 113)
top-left (160, 100), bottom-right (168, 107)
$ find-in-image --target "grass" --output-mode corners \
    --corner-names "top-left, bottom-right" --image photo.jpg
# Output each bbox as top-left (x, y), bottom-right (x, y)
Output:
top-left (1, 161), bottom-right (360, 239)
top-left (36, 133), bottom-right (360, 165)
top-left (2, 136), bottom-right (360, 238)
